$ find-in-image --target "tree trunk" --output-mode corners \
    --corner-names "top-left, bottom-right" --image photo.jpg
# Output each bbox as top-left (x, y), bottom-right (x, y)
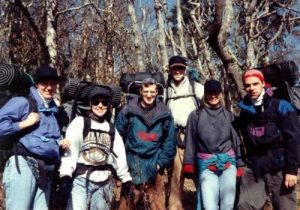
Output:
top-left (127, 0), bottom-right (144, 72)
top-left (176, 0), bottom-right (187, 57)
top-left (45, 0), bottom-right (58, 67)
top-left (155, 0), bottom-right (168, 72)
top-left (209, 0), bottom-right (245, 98)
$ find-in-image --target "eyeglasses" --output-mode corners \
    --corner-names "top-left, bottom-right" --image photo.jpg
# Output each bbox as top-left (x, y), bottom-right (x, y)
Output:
top-left (91, 99), bottom-right (109, 106)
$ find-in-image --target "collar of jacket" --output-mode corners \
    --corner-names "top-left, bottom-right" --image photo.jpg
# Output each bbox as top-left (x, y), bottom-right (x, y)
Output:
top-left (126, 96), bottom-right (171, 124)
top-left (239, 88), bottom-right (273, 115)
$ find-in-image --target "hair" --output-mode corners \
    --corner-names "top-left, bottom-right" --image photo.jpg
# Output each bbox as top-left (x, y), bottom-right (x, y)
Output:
top-left (201, 92), bottom-right (225, 109)
top-left (141, 82), bottom-right (158, 90)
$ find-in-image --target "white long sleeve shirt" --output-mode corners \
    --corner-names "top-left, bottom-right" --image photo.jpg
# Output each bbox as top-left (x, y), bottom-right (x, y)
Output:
top-left (59, 116), bottom-right (132, 183)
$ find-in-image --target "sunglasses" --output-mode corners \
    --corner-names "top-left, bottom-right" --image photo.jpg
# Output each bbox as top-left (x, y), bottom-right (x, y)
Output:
top-left (91, 98), bottom-right (109, 106)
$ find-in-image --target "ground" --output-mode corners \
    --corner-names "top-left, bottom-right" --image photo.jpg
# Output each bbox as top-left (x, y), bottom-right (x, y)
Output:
top-left (0, 173), bottom-right (299, 210)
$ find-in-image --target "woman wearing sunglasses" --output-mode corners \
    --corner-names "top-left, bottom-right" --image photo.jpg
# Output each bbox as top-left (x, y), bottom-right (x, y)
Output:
top-left (58, 86), bottom-right (132, 210)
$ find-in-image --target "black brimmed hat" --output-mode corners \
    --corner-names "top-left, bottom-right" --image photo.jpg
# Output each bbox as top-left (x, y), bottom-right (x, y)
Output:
top-left (89, 86), bottom-right (111, 99)
top-left (169, 55), bottom-right (187, 68)
top-left (35, 65), bottom-right (60, 82)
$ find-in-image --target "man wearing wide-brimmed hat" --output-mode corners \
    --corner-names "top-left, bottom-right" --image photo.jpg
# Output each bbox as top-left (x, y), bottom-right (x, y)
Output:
top-left (0, 64), bottom-right (68, 210)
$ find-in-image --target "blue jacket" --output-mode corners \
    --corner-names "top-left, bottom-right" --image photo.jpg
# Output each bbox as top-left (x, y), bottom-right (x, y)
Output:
top-left (0, 87), bottom-right (61, 161)
top-left (239, 88), bottom-right (300, 177)
top-left (115, 96), bottom-right (176, 184)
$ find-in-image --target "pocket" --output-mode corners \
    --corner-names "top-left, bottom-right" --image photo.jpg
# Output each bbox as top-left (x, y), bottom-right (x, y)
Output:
top-left (247, 121), bottom-right (281, 145)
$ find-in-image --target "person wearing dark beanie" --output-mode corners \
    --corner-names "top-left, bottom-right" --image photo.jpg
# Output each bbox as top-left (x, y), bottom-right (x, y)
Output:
top-left (183, 79), bottom-right (244, 210)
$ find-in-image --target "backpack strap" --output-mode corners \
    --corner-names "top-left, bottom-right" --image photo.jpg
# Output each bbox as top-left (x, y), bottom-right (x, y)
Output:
top-left (14, 95), bottom-right (38, 173)
top-left (83, 117), bottom-right (91, 140)
top-left (107, 122), bottom-right (117, 158)
top-left (189, 79), bottom-right (201, 110)
top-left (26, 95), bottom-right (38, 113)
top-left (166, 78), bottom-right (200, 110)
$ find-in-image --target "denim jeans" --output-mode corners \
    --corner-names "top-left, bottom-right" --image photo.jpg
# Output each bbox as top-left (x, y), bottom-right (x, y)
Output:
top-left (2, 155), bottom-right (51, 210)
top-left (67, 176), bottom-right (115, 210)
top-left (200, 164), bottom-right (237, 210)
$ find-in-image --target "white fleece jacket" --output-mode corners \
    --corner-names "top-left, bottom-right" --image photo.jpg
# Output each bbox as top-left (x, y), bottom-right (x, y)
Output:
top-left (167, 76), bottom-right (204, 127)
top-left (59, 116), bottom-right (132, 183)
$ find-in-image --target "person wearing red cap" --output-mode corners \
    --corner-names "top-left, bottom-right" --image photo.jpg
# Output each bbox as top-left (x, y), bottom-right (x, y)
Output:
top-left (237, 69), bottom-right (300, 210)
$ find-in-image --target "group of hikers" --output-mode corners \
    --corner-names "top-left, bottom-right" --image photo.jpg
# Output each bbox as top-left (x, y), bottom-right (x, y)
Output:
top-left (0, 55), bottom-right (300, 210)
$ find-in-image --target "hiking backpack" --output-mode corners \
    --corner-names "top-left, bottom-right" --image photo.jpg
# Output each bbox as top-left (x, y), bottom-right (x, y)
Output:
top-left (119, 71), bottom-right (165, 102)
top-left (60, 79), bottom-right (122, 132)
top-left (165, 67), bottom-right (201, 110)
top-left (258, 61), bottom-right (300, 115)
top-left (59, 79), bottom-right (121, 163)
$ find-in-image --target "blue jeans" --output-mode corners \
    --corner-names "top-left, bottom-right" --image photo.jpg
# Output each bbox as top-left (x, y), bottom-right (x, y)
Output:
top-left (200, 165), bottom-right (237, 210)
top-left (2, 155), bottom-right (52, 210)
top-left (67, 176), bottom-right (115, 210)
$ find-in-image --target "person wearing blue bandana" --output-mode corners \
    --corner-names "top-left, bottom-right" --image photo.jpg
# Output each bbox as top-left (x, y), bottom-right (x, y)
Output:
top-left (0, 65), bottom-right (67, 210)
top-left (183, 79), bottom-right (244, 210)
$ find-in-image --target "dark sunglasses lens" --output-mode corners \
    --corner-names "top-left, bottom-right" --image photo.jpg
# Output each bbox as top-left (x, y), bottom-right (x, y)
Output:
top-left (92, 99), bottom-right (109, 106)
top-left (101, 100), bottom-right (109, 106)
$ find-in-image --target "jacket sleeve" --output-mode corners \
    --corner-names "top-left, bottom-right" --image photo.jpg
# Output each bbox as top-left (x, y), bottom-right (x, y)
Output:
top-left (59, 116), bottom-right (84, 177)
top-left (157, 115), bottom-right (176, 168)
top-left (111, 129), bottom-right (132, 183)
top-left (183, 111), bottom-right (198, 173)
top-left (0, 97), bottom-right (30, 136)
top-left (279, 100), bottom-right (300, 175)
top-left (230, 119), bottom-right (245, 167)
top-left (115, 107), bottom-right (128, 140)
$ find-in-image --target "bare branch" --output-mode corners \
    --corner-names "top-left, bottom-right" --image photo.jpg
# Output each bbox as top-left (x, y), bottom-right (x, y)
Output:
top-left (56, 3), bottom-right (94, 17)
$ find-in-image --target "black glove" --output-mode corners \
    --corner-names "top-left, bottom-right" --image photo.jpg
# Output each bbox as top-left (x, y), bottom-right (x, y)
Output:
top-left (57, 176), bottom-right (73, 207)
top-left (184, 172), bottom-right (195, 179)
top-left (120, 181), bottom-right (134, 202)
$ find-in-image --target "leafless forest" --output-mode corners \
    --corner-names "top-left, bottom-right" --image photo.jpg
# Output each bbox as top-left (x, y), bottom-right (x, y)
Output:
top-left (0, 0), bottom-right (300, 209)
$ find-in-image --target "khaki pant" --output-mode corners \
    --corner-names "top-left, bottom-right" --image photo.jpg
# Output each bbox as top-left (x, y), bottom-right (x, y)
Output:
top-left (118, 172), bottom-right (167, 210)
top-left (168, 145), bottom-right (185, 210)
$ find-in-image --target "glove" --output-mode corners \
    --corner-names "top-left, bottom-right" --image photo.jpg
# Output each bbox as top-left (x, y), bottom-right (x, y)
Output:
top-left (183, 164), bottom-right (194, 179)
top-left (57, 176), bottom-right (73, 207)
top-left (120, 181), bottom-right (134, 202)
top-left (236, 167), bottom-right (244, 177)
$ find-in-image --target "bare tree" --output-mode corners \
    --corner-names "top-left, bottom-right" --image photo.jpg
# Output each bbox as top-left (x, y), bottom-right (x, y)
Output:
top-left (155, 0), bottom-right (168, 71)
top-left (127, 0), bottom-right (144, 72)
